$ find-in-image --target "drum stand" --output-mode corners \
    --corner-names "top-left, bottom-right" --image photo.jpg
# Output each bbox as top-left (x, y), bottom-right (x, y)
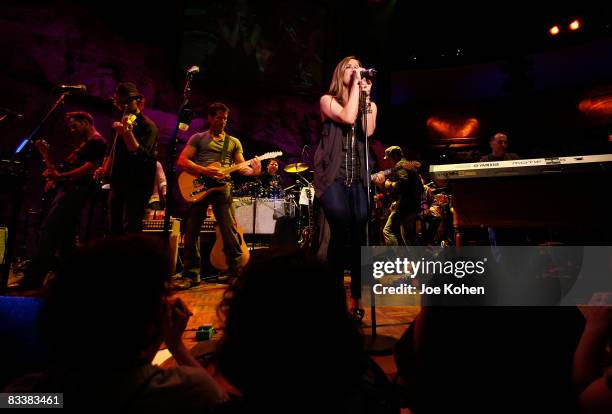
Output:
top-left (250, 192), bottom-right (258, 251)
top-left (294, 172), bottom-right (313, 242)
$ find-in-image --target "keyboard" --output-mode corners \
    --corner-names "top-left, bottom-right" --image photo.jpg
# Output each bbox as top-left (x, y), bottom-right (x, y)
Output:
top-left (430, 154), bottom-right (612, 180)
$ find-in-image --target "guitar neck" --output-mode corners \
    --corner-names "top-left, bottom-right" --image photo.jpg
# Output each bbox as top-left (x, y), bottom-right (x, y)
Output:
top-left (41, 155), bottom-right (53, 170)
top-left (36, 146), bottom-right (54, 170)
top-left (212, 152), bottom-right (281, 176)
top-left (371, 161), bottom-right (420, 180)
top-left (371, 167), bottom-right (395, 180)
top-left (222, 159), bottom-right (253, 175)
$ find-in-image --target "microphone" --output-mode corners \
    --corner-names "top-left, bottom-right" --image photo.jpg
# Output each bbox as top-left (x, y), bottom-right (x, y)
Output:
top-left (0, 107), bottom-right (24, 119)
top-left (56, 84), bottom-right (87, 94)
top-left (186, 66), bottom-right (200, 76)
top-left (359, 68), bottom-right (377, 79)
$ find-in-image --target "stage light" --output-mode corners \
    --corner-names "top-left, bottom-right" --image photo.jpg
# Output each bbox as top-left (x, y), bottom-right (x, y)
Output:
top-left (569, 19), bottom-right (581, 31)
top-left (579, 95), bottom-right (612, 118)
top-left (427, 116), bottom-right (479, 139)
top-left (549, 25), bottom-right (560, 36)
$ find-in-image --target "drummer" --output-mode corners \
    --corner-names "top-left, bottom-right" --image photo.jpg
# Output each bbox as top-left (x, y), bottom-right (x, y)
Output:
top-left (260, 158), bottom-right (284, 198)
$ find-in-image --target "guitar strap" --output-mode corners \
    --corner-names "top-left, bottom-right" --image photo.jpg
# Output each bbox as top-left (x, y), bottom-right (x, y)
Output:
top-left (218, 132), bottom-right (237, 224)
top-left (219, 132), bottom-right (231, 168)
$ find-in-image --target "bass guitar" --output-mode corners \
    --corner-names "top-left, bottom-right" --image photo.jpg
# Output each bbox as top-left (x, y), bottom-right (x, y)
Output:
top-left (178, 151), bottom-right (282, 203)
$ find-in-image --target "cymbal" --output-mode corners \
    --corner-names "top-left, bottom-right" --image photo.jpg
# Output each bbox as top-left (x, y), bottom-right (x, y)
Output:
top-left (284, 162), bottom-right (309, 173)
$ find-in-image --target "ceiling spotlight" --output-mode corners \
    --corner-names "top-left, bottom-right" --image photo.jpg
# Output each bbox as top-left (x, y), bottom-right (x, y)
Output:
top-left (549, 25), bottom-right (560, 36)
top-left (569, 19), bottom-right (581, 31)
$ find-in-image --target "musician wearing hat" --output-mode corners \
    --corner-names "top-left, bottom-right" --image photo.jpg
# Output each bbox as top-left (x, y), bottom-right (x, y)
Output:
top-left (95, 82), bottom-right (158, 234)
top-left (381, 145), bottom-right (423, 246)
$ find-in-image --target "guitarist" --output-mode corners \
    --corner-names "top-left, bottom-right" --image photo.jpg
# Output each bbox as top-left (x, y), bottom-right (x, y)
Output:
top-left (14, 112), bottom-right (107, 290)
top-left (177, 103), bottom-right (261, 285)
top-left (379, 145), bottom-right (424, 246)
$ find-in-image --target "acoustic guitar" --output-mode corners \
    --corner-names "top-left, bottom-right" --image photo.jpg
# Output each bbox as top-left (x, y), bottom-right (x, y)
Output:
top-left (370, 160), bottom-right (421, 182)
top-left (178, 151), bottom-right (282, 203)
top-left (209, 224), bottom-right (250, 272)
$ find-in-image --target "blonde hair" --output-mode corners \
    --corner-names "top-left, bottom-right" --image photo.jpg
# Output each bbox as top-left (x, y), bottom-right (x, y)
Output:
top-left (327, 56), bottom-right (361, 106)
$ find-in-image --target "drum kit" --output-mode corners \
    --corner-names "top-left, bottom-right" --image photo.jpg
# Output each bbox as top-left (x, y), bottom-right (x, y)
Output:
top-left (231, 161), bottom-right (315, 239)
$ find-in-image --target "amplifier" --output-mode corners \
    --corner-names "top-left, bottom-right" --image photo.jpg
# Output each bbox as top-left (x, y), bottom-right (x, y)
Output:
top-left (142, 218), bottom-right (180, 232)
top-left (0, 159), bottom-right (24, 177)
top-left (142, 218), bottom-right (181, 273)
top-left (142, 217), bottom-right (216, 233)
top-left (233, 197), bottom-right (290, 234)
top-left (201, 217), bottom-right (216, 233)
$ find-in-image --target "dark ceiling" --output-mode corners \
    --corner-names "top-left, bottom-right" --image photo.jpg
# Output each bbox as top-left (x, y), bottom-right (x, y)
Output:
top-left (384, 2), bottom-right (612, 68)
top-left (65, 1), bottom-right (612, 70)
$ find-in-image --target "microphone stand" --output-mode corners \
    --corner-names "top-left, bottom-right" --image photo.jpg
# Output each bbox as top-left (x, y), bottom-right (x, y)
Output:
top-left (163, 73), bottom-right (195, 238)
top-left (360, 90), bottom-right (395, 356)
top-left (1, 93), bottom-right (67, 291)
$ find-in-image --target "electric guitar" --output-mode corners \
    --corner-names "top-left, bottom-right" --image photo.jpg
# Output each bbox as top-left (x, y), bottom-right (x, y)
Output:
top-left (34, 139), bottom-right (61, 192)
top-left (209, 224), bottom-right (250, 272)
top-left (178, 151), bottom-right (283, 203)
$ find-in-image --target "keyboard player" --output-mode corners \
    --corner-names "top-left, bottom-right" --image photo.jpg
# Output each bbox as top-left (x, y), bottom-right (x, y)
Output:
top-left (479, 132), bottom-right (519, 162)
top-left (478, 132), bottom-right (525, 247)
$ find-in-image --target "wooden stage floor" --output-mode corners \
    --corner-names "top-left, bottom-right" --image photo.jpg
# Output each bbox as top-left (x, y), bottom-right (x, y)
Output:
top-left (6, 270), bottom-right (419, 380)
top-left (167, 278), bottom-right (420, 379)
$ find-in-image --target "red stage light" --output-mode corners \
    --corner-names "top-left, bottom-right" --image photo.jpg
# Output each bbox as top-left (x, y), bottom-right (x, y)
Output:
top-left (426, 117), bottom-right (479, 139)
top-left (569, 19), bottom-right (581, 31)
top-left (549, 25), bottom-right (560, 36)
top-left (579, 95), bottom-right (612, 118)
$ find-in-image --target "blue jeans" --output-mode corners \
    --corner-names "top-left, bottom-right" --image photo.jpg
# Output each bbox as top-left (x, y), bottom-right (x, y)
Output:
top-left (183, 188), bottom-right (241, 278)
top-left (24, 184), bottom-right (93, 286)
top-left (320, 180), bottom-right (368, 299)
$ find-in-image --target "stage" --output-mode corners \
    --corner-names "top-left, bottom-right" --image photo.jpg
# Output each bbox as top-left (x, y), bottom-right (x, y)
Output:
top-left (159, 278), bottom-right (419, 381)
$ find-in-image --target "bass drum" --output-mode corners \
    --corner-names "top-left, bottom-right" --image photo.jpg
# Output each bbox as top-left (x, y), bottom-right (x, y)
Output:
top-left (268, 185), bottom-right (284, 199)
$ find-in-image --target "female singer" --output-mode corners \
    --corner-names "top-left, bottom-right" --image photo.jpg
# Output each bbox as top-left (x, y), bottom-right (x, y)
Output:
top-left (314, 56), bottom-right (381, 320)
